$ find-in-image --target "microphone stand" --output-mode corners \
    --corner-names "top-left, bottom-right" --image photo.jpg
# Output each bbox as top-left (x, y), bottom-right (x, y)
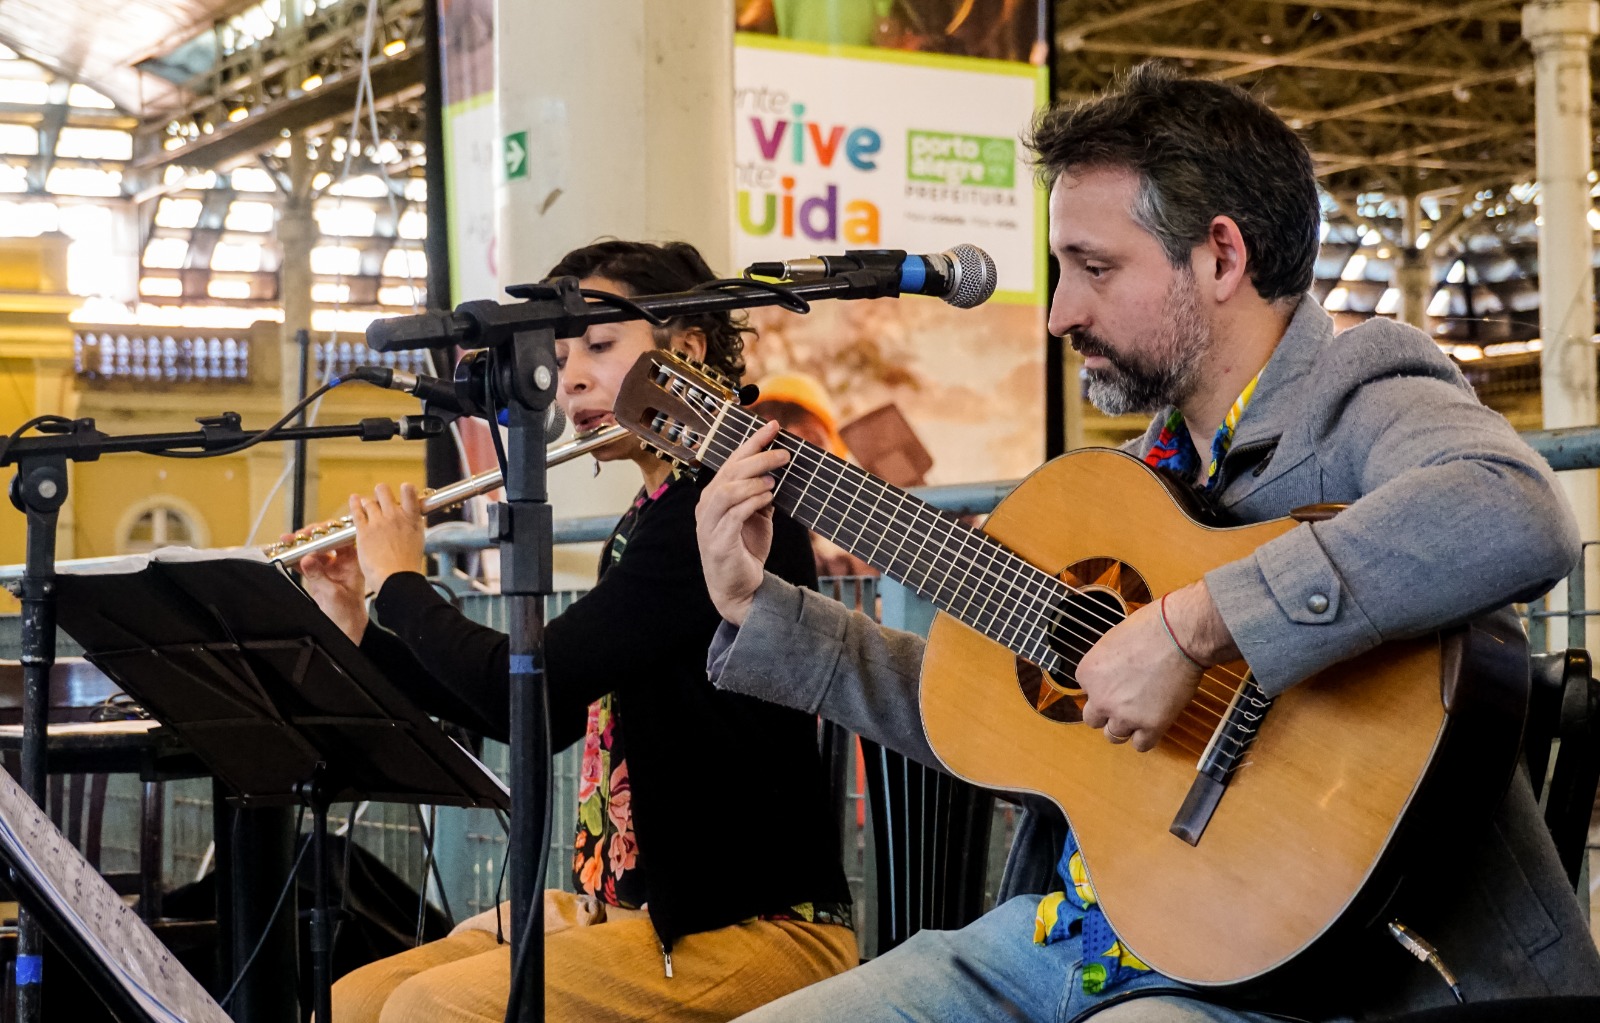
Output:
top-left (0, 411), bottom-right (439, 1023)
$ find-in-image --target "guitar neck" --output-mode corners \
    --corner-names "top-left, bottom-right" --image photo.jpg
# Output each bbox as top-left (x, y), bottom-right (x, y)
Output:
top-left (703, 407), bottom-right (1071, 662)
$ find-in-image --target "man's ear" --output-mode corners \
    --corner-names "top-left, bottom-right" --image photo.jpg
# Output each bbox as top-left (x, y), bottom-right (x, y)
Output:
top-left (1196, 215), bottom-right (1251, 303)
top-left (670, 327), bottom-right (708, 364)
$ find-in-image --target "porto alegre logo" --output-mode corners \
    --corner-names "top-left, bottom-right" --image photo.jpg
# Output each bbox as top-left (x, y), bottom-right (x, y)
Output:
top-left (906, 131), bottom-right (1015, 189)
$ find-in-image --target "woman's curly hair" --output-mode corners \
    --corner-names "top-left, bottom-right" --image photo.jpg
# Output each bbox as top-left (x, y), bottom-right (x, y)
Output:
top-left (547, 240), bottom-right (751, 382)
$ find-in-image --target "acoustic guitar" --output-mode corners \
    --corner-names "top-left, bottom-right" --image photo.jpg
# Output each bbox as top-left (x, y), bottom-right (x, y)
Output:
top-left (614, 349), bottom-right (1528, 986)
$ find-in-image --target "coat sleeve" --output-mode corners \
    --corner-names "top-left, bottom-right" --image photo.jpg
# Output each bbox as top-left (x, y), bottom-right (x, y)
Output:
top-left (1206, 330), bottom-right (1580, 695)
top-left (369, 477), bottom-right (818, 748)
top-left (709, 571), bottom-right (940, 767)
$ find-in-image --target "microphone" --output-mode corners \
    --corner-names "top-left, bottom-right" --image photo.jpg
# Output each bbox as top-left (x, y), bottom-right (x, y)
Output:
top-left (347, 366), bottom-right (566, 440)
top-left (745, 244), bottom-right (997, 309)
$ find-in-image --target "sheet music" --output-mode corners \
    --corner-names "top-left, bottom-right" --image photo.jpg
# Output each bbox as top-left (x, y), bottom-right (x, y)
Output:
top-left (0, 766), bottom-right (232, 1023)
top-left (0, 721), bottom-right (162, 738)
top-left (55, 545), bottom-right (272, 576)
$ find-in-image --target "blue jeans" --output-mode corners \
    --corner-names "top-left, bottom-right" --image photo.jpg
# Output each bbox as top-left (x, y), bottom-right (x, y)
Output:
top-left (734, 896), bottom-right (1290, 1023)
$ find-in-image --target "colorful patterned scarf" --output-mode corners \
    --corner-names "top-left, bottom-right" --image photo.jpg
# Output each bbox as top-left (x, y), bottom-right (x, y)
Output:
top-left (1033, 832), bottom-right (1150, 992)
top-left (1142, 372), bottom-right (1262, 491)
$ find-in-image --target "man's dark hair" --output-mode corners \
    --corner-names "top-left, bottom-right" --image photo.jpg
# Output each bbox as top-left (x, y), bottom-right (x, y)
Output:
top-left (1025, 62), bottom-right (1320, 304)
top-left (547, 239), bottom-right (749, 382)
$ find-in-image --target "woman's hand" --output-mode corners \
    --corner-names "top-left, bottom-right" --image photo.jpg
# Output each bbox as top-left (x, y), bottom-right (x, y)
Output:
top-left (289, 532), bottom-right (369, 644)
top-left (350, 482), bottom-right (426, 594)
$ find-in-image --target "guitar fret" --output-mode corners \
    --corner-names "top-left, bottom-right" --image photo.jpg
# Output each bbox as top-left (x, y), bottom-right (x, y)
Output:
top-left (703, 406), bottom-right (1070, 662)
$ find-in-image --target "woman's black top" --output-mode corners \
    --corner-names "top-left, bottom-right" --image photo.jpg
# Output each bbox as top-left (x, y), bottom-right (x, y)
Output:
top-left (358, 471), bottom-right (851, 946)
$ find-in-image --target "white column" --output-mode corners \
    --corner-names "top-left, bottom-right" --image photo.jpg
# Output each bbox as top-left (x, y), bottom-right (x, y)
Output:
top-left (1526, 0), bottom-right (1600, 649)
top-left (494, 0), bottom-right (733, 285)
top-left (493, 0), bottom-right (735, 576)
top-left (1396, 196), bottom-right (1430, 330)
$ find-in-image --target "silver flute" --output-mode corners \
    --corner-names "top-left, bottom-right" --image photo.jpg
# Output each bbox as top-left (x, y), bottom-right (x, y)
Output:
top-left (0, 424), bottom-right (630, 581)
top-left (263, 424), bottom-right (629, 564)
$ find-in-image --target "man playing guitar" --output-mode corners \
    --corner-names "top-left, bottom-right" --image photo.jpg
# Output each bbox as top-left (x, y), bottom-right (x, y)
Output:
top-left (691, 62), bottom-right (1600, 1022)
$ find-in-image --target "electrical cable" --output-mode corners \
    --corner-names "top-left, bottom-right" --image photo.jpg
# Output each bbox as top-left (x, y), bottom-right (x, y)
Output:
top-left (694, 277), bottom-right (812, 314)
top-left (500, 893), bottom-right (543, 1023)
top-left (412, 803), bottom-right (445, 945)
top-left (331, 801), bottom-right (360, 953)
top-left (4, 414), bottom-right (76, 446)
top-left (218, 807), bottom-right (311, 1010)
top-left (485, 355), bottom-right (511, 480)
top-left (153, 378), bottom-right (344, 459)
top-left (577, 288), bottom-right (669, 327)
top-left (492, 833), bottom-right (510, 946)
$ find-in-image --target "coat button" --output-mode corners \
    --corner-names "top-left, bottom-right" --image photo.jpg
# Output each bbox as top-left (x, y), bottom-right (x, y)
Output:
top-left (1307, 593), bottom-right (1330, 614)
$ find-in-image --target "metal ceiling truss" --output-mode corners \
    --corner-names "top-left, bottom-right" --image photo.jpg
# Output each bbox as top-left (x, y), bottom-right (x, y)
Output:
top-left (133, 0), bottom-right (424, 178)
top-left (1055, 1), bottom-right (1553, 346)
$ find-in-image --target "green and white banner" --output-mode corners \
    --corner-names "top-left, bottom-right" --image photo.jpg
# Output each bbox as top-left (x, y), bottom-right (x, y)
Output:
top-left (734, 33), bottom-right (1046, 304)
top-left (732, 31), bottom-right (1049, 488)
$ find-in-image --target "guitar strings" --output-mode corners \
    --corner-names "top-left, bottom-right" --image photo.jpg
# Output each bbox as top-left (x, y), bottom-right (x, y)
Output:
top-left (701, 409), bottom-right (1117, 644)
top-left (693, 410), bottom-right (1261, 739)
top-left (699, 408), bottom-right (1253, 690)
top-left (696, 412), bottom-right (1258, 722)
top-left (697, 427), bottom-right (1257, 758)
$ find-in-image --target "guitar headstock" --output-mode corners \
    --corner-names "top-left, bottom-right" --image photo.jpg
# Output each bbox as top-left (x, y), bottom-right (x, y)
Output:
top-left (614, 350), bottom-right (740, 469)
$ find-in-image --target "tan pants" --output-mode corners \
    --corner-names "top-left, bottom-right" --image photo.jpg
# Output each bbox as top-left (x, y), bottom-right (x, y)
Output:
top-left (331, 891), bottom-right (858, 1023)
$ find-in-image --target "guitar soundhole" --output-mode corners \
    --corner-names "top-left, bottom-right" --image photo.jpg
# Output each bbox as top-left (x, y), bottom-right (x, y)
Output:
top-left (1016, 557), bottom-right (1151, 724)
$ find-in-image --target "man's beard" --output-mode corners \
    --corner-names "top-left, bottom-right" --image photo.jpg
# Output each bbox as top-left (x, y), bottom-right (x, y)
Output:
top-left (1074, 271), bottom-right (1212, 417)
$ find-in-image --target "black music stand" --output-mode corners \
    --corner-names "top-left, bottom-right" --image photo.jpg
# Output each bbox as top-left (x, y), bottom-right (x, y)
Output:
top-left (46, 555), bottom-right (511, 1023)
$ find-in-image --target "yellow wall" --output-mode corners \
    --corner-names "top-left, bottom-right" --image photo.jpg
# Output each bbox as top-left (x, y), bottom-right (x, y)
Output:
top-left (0, 237), bottom-right (428, 612)
top-left (0, 235), bottom-right (78, 610)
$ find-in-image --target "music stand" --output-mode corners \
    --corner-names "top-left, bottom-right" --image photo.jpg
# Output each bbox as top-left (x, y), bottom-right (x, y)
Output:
top-left (47, 554), bottom-right (511, 1023)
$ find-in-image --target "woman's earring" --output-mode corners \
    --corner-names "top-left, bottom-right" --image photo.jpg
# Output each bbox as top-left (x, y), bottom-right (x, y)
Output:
top-left (592, 458), bottom-right (602, 478)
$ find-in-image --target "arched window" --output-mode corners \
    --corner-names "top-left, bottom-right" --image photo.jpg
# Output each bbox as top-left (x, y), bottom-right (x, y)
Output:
top-left (115, 498), bottom-right (210, 554)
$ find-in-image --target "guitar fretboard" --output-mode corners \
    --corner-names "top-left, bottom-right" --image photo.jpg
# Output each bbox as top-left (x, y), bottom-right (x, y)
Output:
top-left (700, 407), bottom-right (1096, 673)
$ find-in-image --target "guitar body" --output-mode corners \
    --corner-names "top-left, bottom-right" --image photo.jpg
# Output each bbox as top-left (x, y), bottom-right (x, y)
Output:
top-left (918, 447), bottom-right (1515, 986)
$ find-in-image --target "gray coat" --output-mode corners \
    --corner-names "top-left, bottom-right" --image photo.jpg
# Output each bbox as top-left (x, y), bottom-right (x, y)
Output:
top-left (709, 297), bottom-right (1600, 1016)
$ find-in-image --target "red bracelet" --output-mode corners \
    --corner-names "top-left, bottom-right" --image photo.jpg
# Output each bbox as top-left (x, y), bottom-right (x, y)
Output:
top-left (1159, 593), bottom-right (1206, 670)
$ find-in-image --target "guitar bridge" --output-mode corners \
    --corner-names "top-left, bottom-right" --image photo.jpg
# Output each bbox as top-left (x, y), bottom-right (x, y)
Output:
top-left (1170, 675), bottom-right (1272, 846)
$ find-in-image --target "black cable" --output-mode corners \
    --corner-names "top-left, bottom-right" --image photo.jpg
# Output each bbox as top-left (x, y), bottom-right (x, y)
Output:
top-left (5, 414), bottom-right (76, 445)
top-left (428, 813), bottom-right (455, 925)
top-left (695, 277), bottom-right (812, 314)
top-left (492, 835), bottom-right (510, 946)
top-left (153, 379), bottom-right (344, 459)
top-left (219, 816), bottom-right (312, 1010)
top-left (578, 288), bottom-right (668, 327)
top-left (500, 891), bottom-right (542, 1023)
top-left (486, 353), bottom-right (511, 480)
top-left (413, 804), bottom-right (441, 945)
top-left (331, 802), bottom-right (359, 952)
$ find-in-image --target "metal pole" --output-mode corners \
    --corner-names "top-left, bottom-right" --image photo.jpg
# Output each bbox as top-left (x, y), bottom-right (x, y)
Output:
top-left (281, 136), bottom-right (317, 536)
top-left (292, 328), bottom-right (312, 531)
top-left (1525, 0), bottom-right (1600, 649)
top-left (503, 390), bottom-right (553, 1023)
top-left (421, 0), bottom-right (460, 499)
top-left (15, 499), bottom-right (58, 1023)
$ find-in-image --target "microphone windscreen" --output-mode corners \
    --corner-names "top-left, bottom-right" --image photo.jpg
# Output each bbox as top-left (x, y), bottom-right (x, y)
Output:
top-left (544, 404), bottom-right (567, 443)
top-left (947, 244), bottom-right (998, 309)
